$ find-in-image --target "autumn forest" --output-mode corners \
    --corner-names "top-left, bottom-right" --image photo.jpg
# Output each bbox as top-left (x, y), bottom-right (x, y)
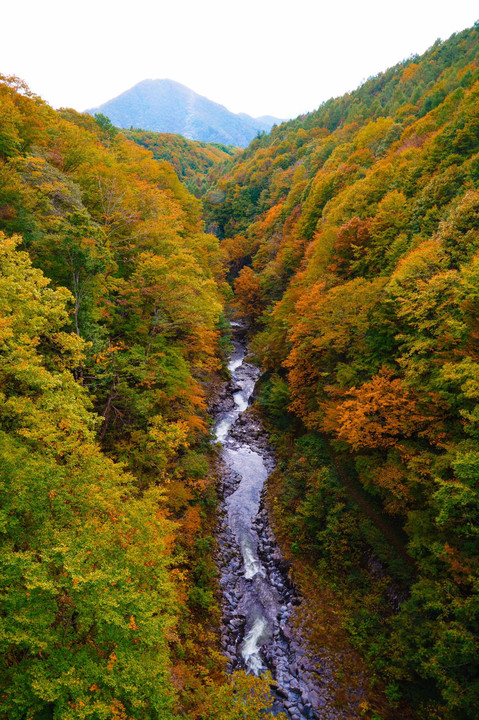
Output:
top-left (0, 21), bottom-right (478, 720)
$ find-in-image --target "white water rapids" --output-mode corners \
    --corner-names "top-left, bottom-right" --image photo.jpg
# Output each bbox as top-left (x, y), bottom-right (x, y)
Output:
top-left (212, 323), bottom-right (343, 719)
top-left (214, 334), bottom-right (270, 671)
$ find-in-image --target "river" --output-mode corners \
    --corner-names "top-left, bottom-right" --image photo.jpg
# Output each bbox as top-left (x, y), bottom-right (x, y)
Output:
top-left (213, 322), bottom-right (344, 720)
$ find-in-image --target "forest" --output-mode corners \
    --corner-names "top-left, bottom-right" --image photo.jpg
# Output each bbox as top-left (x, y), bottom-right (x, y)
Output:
top-left (0, 19), bottom-right (478, 720)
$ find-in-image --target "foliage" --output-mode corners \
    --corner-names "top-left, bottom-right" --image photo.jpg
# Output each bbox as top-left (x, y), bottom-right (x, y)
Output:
top-left (124, 129), bottom-right (237, 197)
top-left (210, 22), bottom-right (479, 719)
top-left (0, 234), bottom-right (178, 718)
top-left (0, 74), bottom-right (252, 718)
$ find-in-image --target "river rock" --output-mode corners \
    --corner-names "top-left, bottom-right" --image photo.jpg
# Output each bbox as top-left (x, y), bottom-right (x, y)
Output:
top-left (213, 324), bottom-right (367, 720)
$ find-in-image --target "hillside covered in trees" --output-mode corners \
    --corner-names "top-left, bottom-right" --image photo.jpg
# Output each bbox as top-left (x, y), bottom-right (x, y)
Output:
top-left (0, 74), bottom-right (287, 719)
top-left (206, 22), bottom-right (479, 720)
top-left (124, 128), bottom-right (238, 196)
top-left (0, 18), bottom-right (478, 720)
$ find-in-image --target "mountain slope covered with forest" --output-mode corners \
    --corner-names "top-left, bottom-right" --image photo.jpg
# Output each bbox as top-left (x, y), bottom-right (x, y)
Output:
top-left (0, 74), bottom-right (284, 720)
top-left (124, 128), bottom-right (238, 196)
top-left (206, 22), bottom-right (479, 720)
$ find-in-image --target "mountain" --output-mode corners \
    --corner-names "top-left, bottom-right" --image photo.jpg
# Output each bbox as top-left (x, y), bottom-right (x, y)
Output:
top-left (86, 79), bottom-right (282, 147)
top-left (206, 22), bottom-right (479, 720)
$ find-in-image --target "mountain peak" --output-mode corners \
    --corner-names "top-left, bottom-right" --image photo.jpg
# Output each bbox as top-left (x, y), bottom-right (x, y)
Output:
top-left (86, 80), bottom-right (282, 147)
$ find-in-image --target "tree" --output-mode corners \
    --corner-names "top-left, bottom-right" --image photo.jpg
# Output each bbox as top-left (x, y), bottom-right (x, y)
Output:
top-left (233, 266), bottom-right (264, 321)
top-left (330, 368), bottom-right (429, 451)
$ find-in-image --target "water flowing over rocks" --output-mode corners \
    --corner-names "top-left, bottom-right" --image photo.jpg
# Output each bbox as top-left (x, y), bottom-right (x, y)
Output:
top-left (212, 322), bottom-right (357, 719)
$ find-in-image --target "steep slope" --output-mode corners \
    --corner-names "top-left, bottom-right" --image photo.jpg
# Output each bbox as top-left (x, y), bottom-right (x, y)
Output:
top-left (124, 128), bottom-right (239, 195)
top-left (0, 75), bottom-right (286, 720)
top-left (87, 79), bottom-right (282, 146)
top-left (206, 23), bottom-right (479, 720)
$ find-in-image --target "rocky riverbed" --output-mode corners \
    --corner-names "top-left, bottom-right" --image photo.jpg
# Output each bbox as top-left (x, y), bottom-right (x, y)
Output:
top-left (212, 323), bottom-right (358, 720)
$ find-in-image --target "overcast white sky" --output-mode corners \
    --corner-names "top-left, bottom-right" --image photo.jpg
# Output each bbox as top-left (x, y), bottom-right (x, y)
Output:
top-left (1, 1), bottom-right (477, 120)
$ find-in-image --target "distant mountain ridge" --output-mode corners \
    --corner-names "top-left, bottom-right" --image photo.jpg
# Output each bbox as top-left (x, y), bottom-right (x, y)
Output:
top-left (86, 79), bottom-right (282, 147)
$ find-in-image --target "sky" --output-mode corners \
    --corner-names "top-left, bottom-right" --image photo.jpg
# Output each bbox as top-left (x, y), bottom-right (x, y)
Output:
top-left (1, 1), bottom-right (478, 121)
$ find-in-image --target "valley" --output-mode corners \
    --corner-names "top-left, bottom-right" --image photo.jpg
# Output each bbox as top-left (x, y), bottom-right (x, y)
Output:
top-left (0, 19), bottom-right (478, 720)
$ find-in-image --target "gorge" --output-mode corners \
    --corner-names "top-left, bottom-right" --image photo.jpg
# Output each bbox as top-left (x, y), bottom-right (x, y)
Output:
top-left (212, 323), bottom-right (364, 720)
top-left (0, 20), bottom-right (478, 720)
